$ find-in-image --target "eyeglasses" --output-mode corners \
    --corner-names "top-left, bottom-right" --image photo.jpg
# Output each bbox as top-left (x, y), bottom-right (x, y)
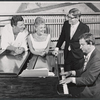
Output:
top-left (67, 15), bottom-right (76, 20)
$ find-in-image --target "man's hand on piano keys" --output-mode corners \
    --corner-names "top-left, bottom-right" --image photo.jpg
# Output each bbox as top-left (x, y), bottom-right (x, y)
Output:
top-left (59, 77), bottom-right (76, 84)
top-left (60, 71), bottom-right (72, 78)
top-left (59, 77), bottom-right (72, 84)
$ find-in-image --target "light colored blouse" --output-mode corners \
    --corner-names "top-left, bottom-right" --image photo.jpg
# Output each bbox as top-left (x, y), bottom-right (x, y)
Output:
top-left (30, 34), bottom-right (50, 51)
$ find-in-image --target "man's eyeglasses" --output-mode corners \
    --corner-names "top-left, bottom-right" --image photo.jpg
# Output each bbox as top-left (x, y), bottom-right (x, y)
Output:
top-left (67, 15), bottom-right (76, 20)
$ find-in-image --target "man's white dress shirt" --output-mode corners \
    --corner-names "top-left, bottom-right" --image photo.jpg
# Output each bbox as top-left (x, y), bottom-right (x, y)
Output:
top-left (68, 21), bottom-right (80, 51)
top-left (1, 24), bottom-right (28, 51)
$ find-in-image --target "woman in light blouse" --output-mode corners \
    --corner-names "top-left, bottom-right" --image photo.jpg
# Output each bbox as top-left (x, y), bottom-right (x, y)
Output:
top-left (27, 17), bottom-right (52, 71)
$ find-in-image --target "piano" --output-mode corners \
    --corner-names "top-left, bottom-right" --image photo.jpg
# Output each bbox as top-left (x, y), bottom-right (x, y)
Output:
top-left (0, 49), bottom-right (71, 98)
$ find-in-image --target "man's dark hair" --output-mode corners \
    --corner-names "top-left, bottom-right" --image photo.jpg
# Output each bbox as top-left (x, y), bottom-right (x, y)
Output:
top-left (11, 15), bottom-right (24, 26)
top-left (79, 32), bottom-right (95, 45)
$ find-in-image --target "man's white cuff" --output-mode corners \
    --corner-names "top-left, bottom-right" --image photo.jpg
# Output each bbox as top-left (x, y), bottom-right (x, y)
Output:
top-left (72, 77), bottom-right (76, 84)
top-left (55, 47), bottom-right (59, 51)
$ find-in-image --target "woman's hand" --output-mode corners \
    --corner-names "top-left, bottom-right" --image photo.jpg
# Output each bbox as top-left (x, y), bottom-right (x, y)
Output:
top-left (15, 47), bottom-right (25, 55)
top-left (39, 51), bottom-right (46, 57)
top-left (52, 47), bottom-right (59, 56)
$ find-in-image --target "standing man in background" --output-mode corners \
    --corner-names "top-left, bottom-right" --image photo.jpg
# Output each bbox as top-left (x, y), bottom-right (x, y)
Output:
top-left (53, 8), bottom-right (90, 71)
top-left (1, 15), bottom-right (29, 55)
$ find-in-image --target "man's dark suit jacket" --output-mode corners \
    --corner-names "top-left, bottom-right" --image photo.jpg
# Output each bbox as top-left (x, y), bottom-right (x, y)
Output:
top-left (76, 48), bottom-right (100, 98)
top-left (56, 21), bottom-right (90, 60)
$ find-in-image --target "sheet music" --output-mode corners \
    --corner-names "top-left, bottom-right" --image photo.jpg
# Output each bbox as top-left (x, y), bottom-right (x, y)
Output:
top-left (19, 68), bottom-right (49, 77)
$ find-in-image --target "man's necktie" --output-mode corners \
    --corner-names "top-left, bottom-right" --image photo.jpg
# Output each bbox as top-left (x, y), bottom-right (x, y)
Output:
top-left (70, 26), bottom-right (75, 39)
top-left (68, 26), bottom-right (75, 51)
top-left (83, 56), bottom-right (89, 71)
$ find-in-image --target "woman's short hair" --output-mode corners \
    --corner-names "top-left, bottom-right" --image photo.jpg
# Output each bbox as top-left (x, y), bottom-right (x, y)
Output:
top-left (11, 15), bottom-right (24, 26)
top-left (68, 8), bottom-right (81, 18)
top-left (34, 17), bottom-right (45, 27)
top-left (79, 32), bottom-right (95, 45)
top-left (32, 17), bottom-right (48, 33)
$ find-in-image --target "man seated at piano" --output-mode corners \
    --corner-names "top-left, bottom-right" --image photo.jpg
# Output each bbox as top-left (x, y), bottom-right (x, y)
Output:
top-left (60, 32), bottom-right (100, 98)
top-left (1, 15), bottom-right (29, 55)
top-left (27, 17), bottom-right (55, 72)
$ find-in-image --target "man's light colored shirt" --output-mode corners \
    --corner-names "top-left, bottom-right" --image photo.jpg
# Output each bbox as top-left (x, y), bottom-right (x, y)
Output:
top-left (1, 24), bottom-right (28, 51)
top-left (68, 21), bottom-right (80, 51)
top-left (70, 21), bottom-right (80, 39)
